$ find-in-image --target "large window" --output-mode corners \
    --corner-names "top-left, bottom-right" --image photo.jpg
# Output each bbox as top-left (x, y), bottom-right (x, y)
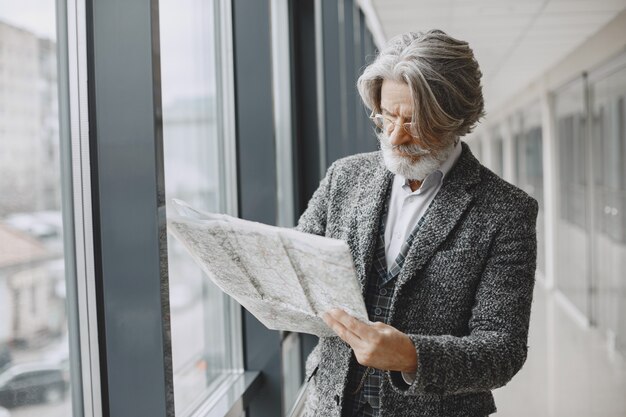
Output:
top-left (512, 103), bottom-right (545, 273)
top-left (589, 60), bottom-right (626, 354)
top-left (159, 0), bottom-right (242, 414)
top-left (554, 77), bottom-right (589, 316)
top-left (0, 5), bottom-right (77, 417)
top-left (552, 57), bottom-right (626, 351)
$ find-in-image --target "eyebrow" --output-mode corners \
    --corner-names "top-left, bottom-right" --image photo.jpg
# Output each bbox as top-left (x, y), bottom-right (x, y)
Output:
top-left (381, 107), bottom-right (412, 119)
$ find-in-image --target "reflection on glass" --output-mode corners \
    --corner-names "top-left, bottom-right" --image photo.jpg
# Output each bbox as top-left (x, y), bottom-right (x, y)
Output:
top-left (159, 0), bottom-right (237, 414)
top-left (0, 7), bottom-right (73, 417)
top-left (555, 78), bottom-right (589, 316)
top-left (589, 63), bottom-right (626, 355)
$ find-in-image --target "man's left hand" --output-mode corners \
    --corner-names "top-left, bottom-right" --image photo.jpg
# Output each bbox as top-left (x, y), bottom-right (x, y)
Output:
top-left (322, 308), bottom-right (418, 373)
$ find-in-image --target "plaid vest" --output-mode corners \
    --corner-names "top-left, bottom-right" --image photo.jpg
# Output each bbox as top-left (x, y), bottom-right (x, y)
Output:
top-left (342, 188), bottom-right (427, 416)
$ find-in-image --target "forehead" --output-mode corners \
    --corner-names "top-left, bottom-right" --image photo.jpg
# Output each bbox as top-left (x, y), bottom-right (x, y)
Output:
top-left (380, 79), bottom-right (413, 116)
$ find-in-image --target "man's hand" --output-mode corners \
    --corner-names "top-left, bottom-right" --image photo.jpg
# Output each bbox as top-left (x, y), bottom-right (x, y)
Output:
top-left (322, 308), bottom-right (418, 373)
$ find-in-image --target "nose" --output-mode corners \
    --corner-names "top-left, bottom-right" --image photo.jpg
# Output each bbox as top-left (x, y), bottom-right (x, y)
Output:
top-left (389, 124), bottom-right (413, 147)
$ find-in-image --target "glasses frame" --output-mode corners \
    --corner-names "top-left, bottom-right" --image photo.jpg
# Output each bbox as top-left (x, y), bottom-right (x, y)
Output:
top-left (370, 113), bottom-right (419, 138)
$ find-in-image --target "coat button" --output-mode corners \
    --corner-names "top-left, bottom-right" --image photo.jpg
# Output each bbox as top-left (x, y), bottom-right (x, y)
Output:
top-left (334, 394), bottom-right (340, 405)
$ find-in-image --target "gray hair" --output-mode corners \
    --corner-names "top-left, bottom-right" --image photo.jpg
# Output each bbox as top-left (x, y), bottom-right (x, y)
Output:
top-left (357, 29), bottom-right (485, 145)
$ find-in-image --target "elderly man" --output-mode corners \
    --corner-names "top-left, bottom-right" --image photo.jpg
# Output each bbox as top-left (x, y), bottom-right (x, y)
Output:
top-left (296, 30), bottom-right (538, 417)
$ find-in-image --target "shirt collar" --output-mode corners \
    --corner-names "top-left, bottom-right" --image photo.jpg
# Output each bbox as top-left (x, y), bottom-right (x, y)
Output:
top-left (397, 139), bottom-right (463, 194)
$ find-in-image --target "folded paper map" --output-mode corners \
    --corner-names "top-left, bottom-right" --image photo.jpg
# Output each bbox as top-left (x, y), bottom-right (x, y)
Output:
top-left (166, 199), bottom-right (369, 337)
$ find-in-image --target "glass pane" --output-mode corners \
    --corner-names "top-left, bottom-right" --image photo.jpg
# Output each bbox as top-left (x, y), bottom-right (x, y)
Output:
top-left (0, 5), bottom-right (75, 417)
top-left (159, 0), bottom-right (239, 415)
top-left (513, 104), bottom-right (545, 273)
top-left (589, 63), bottom-right (626, 353)
top-left (554, 78), bottom-right (589, 316)
top-left (281, 333), bottom-right (302, 415)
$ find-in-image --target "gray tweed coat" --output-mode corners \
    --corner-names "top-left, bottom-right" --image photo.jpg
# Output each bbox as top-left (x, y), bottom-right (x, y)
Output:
top-left (295, 142), bottom-right (538, 417)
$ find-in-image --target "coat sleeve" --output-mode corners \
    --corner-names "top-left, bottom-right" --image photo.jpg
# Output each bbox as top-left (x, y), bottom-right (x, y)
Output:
top-left (386, 198), bottom-right (539, 396)
top-left (295, 162), bottom-right (337, 236)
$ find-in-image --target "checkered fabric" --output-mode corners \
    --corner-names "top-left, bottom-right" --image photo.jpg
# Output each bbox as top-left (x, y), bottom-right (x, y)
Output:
top-left (342, 189), bottom-right (428, 417)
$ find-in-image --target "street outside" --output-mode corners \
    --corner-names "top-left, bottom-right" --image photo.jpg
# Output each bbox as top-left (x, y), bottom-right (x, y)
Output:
top-left (2, 277), bottom-right (210, 417)
top-left (2, 336), bottom-right (71, 417)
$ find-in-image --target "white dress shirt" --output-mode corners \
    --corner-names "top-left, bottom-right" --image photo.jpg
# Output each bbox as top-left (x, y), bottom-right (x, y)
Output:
top-left (384, 140), bottom-right (463, 384)
top-left (384, 140), bottom-right (463, 270)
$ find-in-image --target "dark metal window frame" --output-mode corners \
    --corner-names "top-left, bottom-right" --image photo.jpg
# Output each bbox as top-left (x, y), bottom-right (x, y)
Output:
top-left (58, 0), bottom-right (383, 415)
top-left (80, 0), bottom-right (261, 415)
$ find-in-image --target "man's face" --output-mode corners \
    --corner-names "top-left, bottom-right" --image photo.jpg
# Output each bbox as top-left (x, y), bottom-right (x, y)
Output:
top-left (378, 79), bottom-right (455, 180)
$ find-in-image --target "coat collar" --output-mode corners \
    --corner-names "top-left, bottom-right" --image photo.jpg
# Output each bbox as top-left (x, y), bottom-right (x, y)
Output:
top-left (354, 142), bottom-right (481, 291)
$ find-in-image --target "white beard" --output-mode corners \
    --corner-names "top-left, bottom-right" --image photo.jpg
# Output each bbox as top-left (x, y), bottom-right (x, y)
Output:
top-left (377, 132), bottom-right (456, 180)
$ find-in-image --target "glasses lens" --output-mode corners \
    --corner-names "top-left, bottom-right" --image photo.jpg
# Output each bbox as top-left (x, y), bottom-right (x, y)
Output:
top-left (372, 115), bottom-right (415, 136)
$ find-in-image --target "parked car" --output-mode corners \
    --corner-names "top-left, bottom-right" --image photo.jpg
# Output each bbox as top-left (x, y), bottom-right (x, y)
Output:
top-left (0, 406), bottom-right (9, 417)
top-left (0, 362), bottom-right (68, 408)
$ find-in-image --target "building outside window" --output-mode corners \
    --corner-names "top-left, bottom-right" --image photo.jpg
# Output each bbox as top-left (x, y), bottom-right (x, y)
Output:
top-left (0, 4), bottom-right (76, 417)
top-left (159, 0), bottom-right (243, 414)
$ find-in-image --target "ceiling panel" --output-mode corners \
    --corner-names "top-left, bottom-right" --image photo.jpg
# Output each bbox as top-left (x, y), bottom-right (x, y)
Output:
top-left (545, 0), bottom-right (626, 13)
top-left (370, 0), bottom-right (626, 111)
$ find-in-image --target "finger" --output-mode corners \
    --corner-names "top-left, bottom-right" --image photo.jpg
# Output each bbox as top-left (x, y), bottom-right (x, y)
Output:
top-left (323, 312), bottom-right (358, 338)
top-left (323, 313), bottom-right (364, 348)
top-left (321, 312), bottom-right (334, 327)
top-left (328, 309), bottom-right (375, 339)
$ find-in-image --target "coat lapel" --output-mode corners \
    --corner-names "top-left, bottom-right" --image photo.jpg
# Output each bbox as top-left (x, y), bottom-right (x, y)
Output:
top-left (395, 142), bottom-right (482, 288)
top-left (354, 156), bottom-right (393, 291)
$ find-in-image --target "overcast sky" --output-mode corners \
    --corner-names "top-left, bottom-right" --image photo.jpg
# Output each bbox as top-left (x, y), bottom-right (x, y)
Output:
top-left (0, 0), bottom-right (218, 106)
top-left (0, 0), bottom-right (57, 40)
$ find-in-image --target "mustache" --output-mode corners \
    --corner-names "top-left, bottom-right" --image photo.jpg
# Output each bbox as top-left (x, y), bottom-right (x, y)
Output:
top-left (376, 132), bottom-right (431, 156)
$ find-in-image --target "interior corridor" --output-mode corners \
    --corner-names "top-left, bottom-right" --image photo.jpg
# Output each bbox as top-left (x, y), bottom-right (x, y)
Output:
top-left (494, 280), bottom-right (626, 417)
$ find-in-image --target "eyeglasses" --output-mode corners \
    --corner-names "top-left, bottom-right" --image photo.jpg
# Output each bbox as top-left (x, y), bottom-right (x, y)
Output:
top-left (370, 113), bottom-right (418, 138)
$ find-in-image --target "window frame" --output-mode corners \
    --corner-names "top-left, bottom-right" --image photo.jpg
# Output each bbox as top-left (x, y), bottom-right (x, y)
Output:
top-left (57, 0), bottom-right (101, 415)
top-left (67, 0), bottom-right (258, 414)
